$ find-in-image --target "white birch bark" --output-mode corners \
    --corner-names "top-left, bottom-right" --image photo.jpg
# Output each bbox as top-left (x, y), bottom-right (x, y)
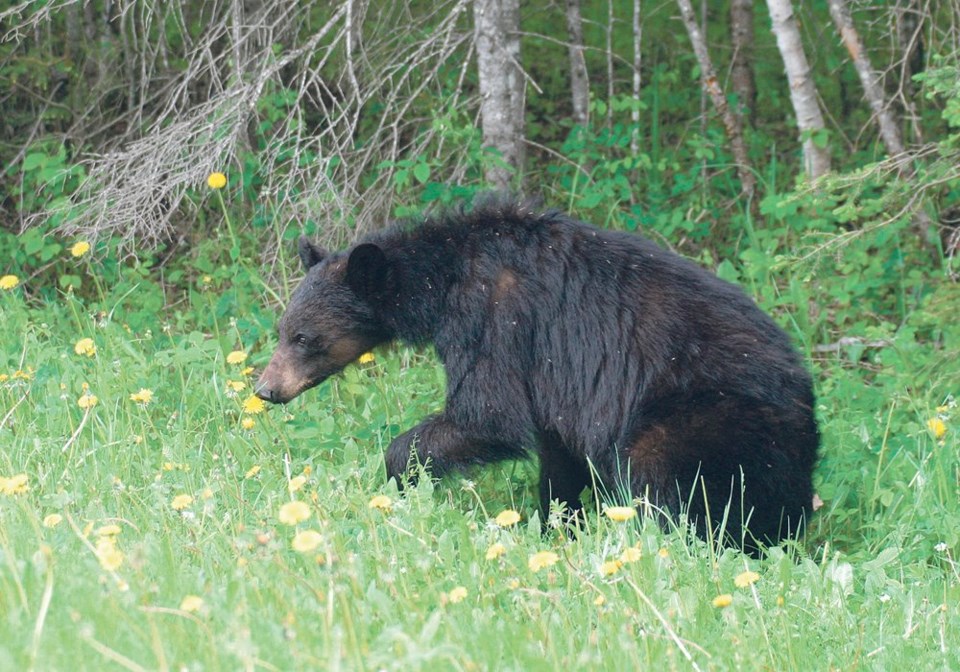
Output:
top-left (565, 0), bottom-right (589, 129)
top-left (605, 0), bottom-right (614, 129)
top-left (676, 0), bottom-right (756, 197)
top-left (631, 0), bottom-right (642, 155)
top-left (766, 0), bottom-right (831, 179)
top-left (474, 0), bottom-right (524, 190)
top-left (828, 0), bottom-right (905, 156)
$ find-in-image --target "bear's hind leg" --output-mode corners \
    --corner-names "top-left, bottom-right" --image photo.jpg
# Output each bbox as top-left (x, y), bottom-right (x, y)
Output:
top-left (625, 394), bottom-right (816, 553)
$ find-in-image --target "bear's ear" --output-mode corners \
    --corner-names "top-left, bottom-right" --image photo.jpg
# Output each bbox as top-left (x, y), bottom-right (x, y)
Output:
top-left (345, 243), bottom-right (390, 300)
top-left (298, 236), bottom-right (327, 270)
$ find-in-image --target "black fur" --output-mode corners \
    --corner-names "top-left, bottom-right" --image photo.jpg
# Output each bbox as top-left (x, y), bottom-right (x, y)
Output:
top-left (258, 198), bottom-right (819, 553)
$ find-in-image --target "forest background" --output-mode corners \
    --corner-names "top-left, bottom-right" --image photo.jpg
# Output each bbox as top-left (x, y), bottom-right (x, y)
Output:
top-left (1, 0), bottom-right (959, 669)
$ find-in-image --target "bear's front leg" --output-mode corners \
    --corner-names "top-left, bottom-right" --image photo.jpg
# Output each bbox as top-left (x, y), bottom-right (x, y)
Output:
top-left (385, 415), bottom-right (526, 486)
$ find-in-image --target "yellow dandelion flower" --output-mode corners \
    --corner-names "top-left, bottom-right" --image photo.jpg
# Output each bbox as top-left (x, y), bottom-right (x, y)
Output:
top-left (448, 586), bottom-right (468, 604)
top-left (70, 241), bottom-right (91, 258)
top-left (0, 473), bottom-right (29, 496)
top-left (207, 172), bottom-right (227, 189)
top-left (95, 524), bottom-right (122, 537)
top-left (43, 513), bottom-right (63, 528)
top-left (95, 538), bottom-right (124, 571)
top-left (242, 395), bottom-right (265, 415)
top-left (734, 570), bottom-right (760, 588)
top-left (528, 550), bottom-right (559, 572)
top-left (604, 506), bottom-right (637, 522)
top-left (226, 350), bottom-right (248, 365)
top-left (495, 509), bottom-right (521, 527)
top-left (288, 475), bottom-right (307, 493)
top-left (712, 593), bottom-right (733, 608)
top-left (12, 368), bottom-right (32, 380)
top-left (241, 417), bottom-right (255, 430)
top-left (594, 595), bottom-right (606, 606)
top-left (77, 392), bottom-right (98, 409)
top-left (485, 542), bottom-right (507, 560)
top-left (241, 366), bottom-right (254, 376)
top-left (279, 500), bottom-right (311, 525)
top-left (245, 465), bottom-right (261, 479)
top-left (74, 337), bottom-right (97, 357)
top-left (928, 418), bottom-right (947, 439)
top-left (657, 548), bottom-right (670, 558)
top-left (201, 488), bottom-right (214, 500)
top-left (368, 495), bottom-right (393, 512)
top-left (0, 275), bottom-right (19, 290)
top-left (620, 547), bottom-right (642, 564)
top-left (292, 529), bottom-right (324, 553)
top-left (600, 560), bottom-right (623, 577)
top-left (358, 352), bottom-right (375, 364)
top-left (171, 494), bottom-right (194, 511)
top-left (180, 594), bottom-right (205, 612)
top-left (129, 388), bottom-right (154, 404)
top-left (226, 380), bottom-right (246, 393)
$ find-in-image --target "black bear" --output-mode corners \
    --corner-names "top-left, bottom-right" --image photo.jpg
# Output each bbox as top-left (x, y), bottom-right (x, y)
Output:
top-left (257, 198), bottom-right (819, 553)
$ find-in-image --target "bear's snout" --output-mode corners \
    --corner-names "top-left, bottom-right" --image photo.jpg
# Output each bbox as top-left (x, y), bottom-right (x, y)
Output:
top-left (255, 347), bottom-right (305, 404)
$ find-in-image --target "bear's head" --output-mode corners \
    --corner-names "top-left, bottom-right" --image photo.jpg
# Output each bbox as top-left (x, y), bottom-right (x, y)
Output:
top-left (256, 237), bottom-right (393, 403)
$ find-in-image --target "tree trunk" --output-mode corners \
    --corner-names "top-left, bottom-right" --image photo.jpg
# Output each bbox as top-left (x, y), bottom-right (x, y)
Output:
top-left (474, 0), bottom-right (524, 190)
top-left (605, 0), bottom-right (614, 130)
top-left (766, 0), bottom-right (831, 179)
top-left (565, 0), bottom-right (589, 129)
top-left (631, 0), bottom-right (642, 156)
top-left (897, 0), bottom-right (925, 144)
top-left (829, 0), bottom-right (905, 156)
top-left (729, 0), bottom-right (755, 120)
top-left (675, 0), bottom-right (756, 198)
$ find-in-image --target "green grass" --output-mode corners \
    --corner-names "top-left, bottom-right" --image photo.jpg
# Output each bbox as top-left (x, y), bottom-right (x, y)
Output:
top-left (1, 265), bottom-right (959, 671)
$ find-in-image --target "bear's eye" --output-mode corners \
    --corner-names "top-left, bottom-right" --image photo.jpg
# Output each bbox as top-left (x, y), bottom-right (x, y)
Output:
top-left (293, 334), bottom-right (308, 347)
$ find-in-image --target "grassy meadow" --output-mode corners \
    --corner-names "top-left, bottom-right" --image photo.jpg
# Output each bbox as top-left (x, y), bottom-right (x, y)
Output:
top-left (1, 234), bottom-right (959, 672)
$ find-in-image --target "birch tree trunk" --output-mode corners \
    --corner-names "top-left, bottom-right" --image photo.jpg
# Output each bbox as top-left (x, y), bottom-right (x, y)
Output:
top-left (766, 0), bottom-right (831, 179)
top-left (605, 0), bottom-right (614, 130)
top-left (729, 0), bottom-right (755, 120)
top-left (631, 0), bottom-right (642, 156)
top-left (565, 0), bottom-right (589, 129)
top-left (675, 0), bottom-right (756, 197)
top-left (474, 0), bottom-right (524, 190)
top-left (828, 0), bottom-right (905, 156)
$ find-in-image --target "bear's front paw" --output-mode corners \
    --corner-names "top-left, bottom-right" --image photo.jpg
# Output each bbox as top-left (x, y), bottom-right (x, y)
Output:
top-left (385, 431), bottom-right (421, 488)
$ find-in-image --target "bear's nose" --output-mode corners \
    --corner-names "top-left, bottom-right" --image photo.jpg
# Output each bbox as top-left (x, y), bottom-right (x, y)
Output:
top-left (255, 385), bottom-right (275, 403)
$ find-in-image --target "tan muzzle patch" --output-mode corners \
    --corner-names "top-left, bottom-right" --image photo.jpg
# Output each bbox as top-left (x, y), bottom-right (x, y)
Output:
top-left (257, 346), bottom-right (310, 403)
